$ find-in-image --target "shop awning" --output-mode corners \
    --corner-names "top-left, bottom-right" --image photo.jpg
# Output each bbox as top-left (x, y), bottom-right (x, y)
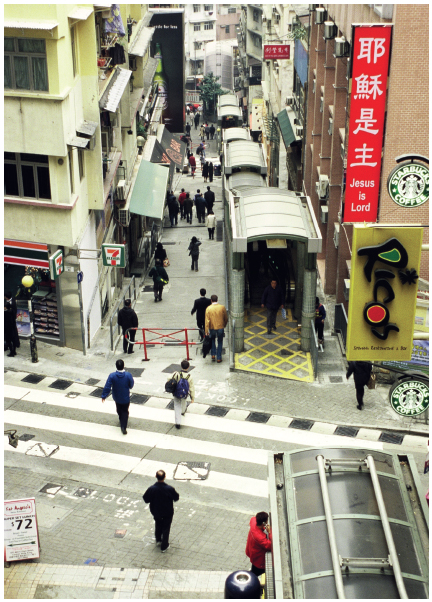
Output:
top-left (4, 239), bottom-right (49, 268)
top-left (129, 26), bottom-right (155, 57)
top-left (4, 19), bottom-right (59, 30)
top-left (68, 136), bottom-right (89, 149)
top-left (99, 67), bottom-right (132, 113)
top-left (68, 7), bottom-right (93, 21)
top-left (129, 161), bottom-right (169, 221)
top-left (277, 108), bottom-right (296, 147)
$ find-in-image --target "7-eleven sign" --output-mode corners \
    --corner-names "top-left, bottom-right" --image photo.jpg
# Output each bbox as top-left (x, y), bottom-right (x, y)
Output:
top-left (49, 249), bottom-right (64, 279)
top-left (102, 244), bottom-right (125, 267)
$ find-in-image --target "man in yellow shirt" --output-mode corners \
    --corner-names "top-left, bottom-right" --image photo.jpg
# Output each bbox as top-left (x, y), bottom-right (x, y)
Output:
top-left (205, 295), bottom-right (228, 363)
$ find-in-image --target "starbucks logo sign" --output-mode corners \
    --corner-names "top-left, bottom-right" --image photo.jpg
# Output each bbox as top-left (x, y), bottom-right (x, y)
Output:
top-left (390, 379), bottom-right (429, 416)
top-left (387, 161), bottom-right (429, 207)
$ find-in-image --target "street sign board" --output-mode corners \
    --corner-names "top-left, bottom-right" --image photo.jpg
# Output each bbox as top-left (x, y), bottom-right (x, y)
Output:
top-left (101, 244), bottom-right (125, 267)
top-left (49, 249), bottom-right (64, 279)
top-left (4, 498), bottom-right (40, 561)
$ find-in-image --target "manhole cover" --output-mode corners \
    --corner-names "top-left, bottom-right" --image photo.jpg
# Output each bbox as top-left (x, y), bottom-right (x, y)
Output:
top-left (49, 379), bottom-right (72, 390)
top-left (66, 392), bottom-right (80, 398)
top-left (89, 387), bottom-right (105, 398)
top-left (19, 433), bottom-right (35, 442)
top-left (114, 530), bottom-right (127, 538)
top-left (246, 412), bottom-right (270, 424)
top-left (86, 378), bottom-right (100, 386)
top-left (130, 394), bottom-right (150, 405)
top-left (73, 487), bottom-right (95, 498)
top-left (39, 483), bottom-right (63, 495)
top-left (205, 406), bottom-right (229, 417)
top-left (379, 432), bottom-right (404, 445)
top-left (334, 426), bottom-right (359, 438)
top-left (173, 461), bottom-right (211, 480)
top-left (329, 376), bottom-right (343, 383)
top-left (166, 400), bottom-right (175, 410)
top-left (26, 443), bottom-right (59, 457)
top-left (290, 419), bottom-right (314, 431)
top-left (142, 286), bottom-right (154, 292)
top-left (21, 374), bottom-right (46, 385)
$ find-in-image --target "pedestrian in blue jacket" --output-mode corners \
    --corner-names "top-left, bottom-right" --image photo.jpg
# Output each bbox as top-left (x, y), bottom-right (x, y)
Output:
top-left (101, 359), bottom-right (134, 434)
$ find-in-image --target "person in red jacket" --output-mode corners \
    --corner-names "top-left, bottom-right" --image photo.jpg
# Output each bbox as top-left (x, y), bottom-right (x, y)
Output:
top-left (188, 154), bottom-right (196, 178)
top-left (245, 511), bottom-right (272, 576)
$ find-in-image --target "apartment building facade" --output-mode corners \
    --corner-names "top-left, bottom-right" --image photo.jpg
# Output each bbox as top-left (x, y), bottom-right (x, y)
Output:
top-left (4, 4), bottom-right (158, 350)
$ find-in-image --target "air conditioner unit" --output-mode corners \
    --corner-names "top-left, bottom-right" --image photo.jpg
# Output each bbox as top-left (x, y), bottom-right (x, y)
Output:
top-left (334, 222), bottom-right (340, 249)
top-left (318, 174), bottom-right (329, 199)
top-left (118, 207), bottom-right (130, 227)
top-left (320, 96), bottom-right (324, 112)
top-left (313, 79), bottom-right (316, 94)
top-left (335, 37), bottom-right (349, 58)
top-left (116, 179), bottom-right (126, 201)
top-left (320, 205), bottom-right (329, 224)
top-left (295, 125), bottom-right (303, 137)
top-left (328, 117), bottom-right (333, 136)
top-left (204, 11), bottom-right (210, 16)
top-left (129, 56), bottom-right (137, 71)
top-left (344, 279), bottom-right (350, 301)
top-left (324, 21), bottom-right (336, 40)
top-left (315, 7), bottom-right (326, 24)
top-left (286, 96), bottom-right (294, 106)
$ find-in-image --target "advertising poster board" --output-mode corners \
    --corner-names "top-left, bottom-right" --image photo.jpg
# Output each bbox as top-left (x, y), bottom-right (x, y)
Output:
top-left (4, 498), bottom-right (40, 562)
top-left (16, 305), bottom-right (31, 336)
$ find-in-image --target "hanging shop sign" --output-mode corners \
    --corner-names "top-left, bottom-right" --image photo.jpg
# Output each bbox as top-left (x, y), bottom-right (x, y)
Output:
top-left (387, 161), bottom-right (429, 208)
top-left (346, 225), bottom-right (422, 361)
top-left (101, 244), bottom-right (125, 267)
top-left (4, 498), bottom-right (40, 562)
top-left (343, 25), bottom-right (392, 223)
top-left (389, 378), bottom-right (429, 417)
top-left (49, 249), bottom-right (64, 280)
top-left (264, 45), bottom-right (290, 60)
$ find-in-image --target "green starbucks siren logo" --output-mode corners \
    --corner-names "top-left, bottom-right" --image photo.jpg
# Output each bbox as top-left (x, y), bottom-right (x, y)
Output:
top-left (390, 379), bottom-right (429, 416)
top-left (387, 161), bottom-right (429, 207)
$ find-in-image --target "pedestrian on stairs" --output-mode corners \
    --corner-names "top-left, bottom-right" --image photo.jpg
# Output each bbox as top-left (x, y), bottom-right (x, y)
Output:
top-left (117, 298), bottom-right (138, 354)
top-left (261, 279), bottom-right (284, 335)
top-left (101, 359), bottom-right (134, 435)
top-left (149, 259), bottom-right (169, 302)
top-left (143, 470), bottom-right (179, 553)
top-left (170, 359), bottom-right (195, 429)
top-left (188, 236), bottom-right (202, 271)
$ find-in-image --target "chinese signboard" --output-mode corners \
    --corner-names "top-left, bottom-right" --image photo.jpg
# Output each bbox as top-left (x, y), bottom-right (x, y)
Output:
top-left (264, 45), bottom-right (290, 60)
top-left (343, 25), bottom-right (392, 223)
top-left (346, 226), bottom-right (422, 361)
top-left (387, 161), bottom-right (429, 208)
top-left (4, 498), bottom-right (40, 561)
top-left (101, 244), bottom-right (125, 267)
top-left (49, 249), bottom-right (64, 280)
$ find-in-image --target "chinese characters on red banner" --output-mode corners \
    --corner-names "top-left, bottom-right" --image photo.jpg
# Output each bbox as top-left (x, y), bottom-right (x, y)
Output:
top-left (263, 45), bottom-right (290, 60)
top-left (343, 26), bottom-right (392, 223)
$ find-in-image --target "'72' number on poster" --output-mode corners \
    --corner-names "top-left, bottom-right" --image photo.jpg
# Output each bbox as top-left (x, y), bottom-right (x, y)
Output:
top-left (13, 519), bottom-right (33, 530)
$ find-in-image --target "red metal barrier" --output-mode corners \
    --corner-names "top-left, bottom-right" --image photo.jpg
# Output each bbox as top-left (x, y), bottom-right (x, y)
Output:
top-left (125, 328), bottom-right (200, 361)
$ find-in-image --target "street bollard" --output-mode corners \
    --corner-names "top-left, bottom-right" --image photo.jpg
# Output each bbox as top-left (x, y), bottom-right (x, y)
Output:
top-left (224, 571), bottom-right (260, 599)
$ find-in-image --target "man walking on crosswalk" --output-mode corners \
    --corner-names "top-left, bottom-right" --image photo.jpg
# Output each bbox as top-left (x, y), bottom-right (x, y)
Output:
top-left (101, 359), bottom-right (134, 434)
top-left (143, 470), bottom-right (179, 553)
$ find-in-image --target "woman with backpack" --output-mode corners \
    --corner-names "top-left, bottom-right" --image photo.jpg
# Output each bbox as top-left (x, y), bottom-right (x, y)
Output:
top-left (166, 360), bottom-right (195, 429)
top-left (188, 236), bottom-right (202, 272)
top-left (148, 259), bottom-right (169, 302)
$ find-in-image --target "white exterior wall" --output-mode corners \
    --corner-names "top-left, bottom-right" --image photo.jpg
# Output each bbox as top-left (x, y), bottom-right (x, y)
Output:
top-left (184, 3), bottom-right (217, 78)
top-left (78, 213), bottom-right (102, 344)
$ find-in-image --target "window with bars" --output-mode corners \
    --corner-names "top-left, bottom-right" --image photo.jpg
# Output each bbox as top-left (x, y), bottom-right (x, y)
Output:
top-left (194, 23), bottom-right (201, 31)
top-left (204, 4), bottom-right (213, 10)
top-left (225, 25), bottom-right (230, 34)
top-left (193, 4), bottom-right (200, 12)
top-left (204, 22), bottom-right (214, 30)
top-left (228, 7), bottom-right (236, 13)
top-left (4, 37), bottom-right (48, 91)
top-left (4, 153), bottom-right (51, 200)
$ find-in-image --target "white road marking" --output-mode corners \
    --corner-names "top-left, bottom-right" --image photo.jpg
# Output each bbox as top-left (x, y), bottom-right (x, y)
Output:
top-left (4, 434), bottom-right (268, 499)
top-left (4, 410), bottom-right (269, 465)
top-left (9, 385), bottom-right (387, 450)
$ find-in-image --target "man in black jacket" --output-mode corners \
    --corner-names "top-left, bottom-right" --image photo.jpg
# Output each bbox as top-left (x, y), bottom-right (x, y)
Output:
top-left (191, 288), bottom-right (212, 341)
top-left (167, 191), bottom-right (179, 227)
top-left (194, 190), bottom-right (207, 223)
top-left (204, 186), bottom-right (215, 214)
top-left (346, 361), bottom-right (373, 410)
top-left (148, 259), bottom-right (169, 302)
top-left (117, 299), bottom-right (138, 354)
top-left (143, 470), bottom-right (179, 553)
top-left (261, 279), bottom-right (284, 335)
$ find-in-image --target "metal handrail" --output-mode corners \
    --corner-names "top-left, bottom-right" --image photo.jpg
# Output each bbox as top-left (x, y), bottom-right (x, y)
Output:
top-left (316, 455), bottom-right (346, 599)
top-left (125, 327), bottom-right (201, 361)
top-left (366, 455), bottom-right (409, 599)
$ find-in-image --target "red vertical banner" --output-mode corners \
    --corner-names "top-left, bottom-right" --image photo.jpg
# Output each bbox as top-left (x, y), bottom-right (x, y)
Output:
top-left (343, 25), bottom-right (392, 223)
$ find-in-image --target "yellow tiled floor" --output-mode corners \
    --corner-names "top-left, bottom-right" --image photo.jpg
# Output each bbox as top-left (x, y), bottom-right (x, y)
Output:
top-left (235, 307), bottom-right (313, 382)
